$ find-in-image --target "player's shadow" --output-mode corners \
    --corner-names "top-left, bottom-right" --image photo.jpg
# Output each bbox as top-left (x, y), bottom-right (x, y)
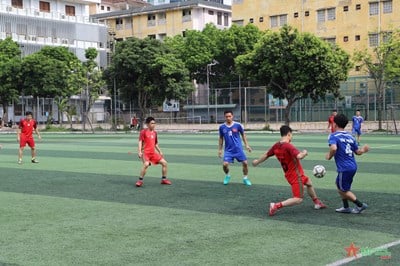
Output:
top-left (1, 169), bottom-right (399, 236)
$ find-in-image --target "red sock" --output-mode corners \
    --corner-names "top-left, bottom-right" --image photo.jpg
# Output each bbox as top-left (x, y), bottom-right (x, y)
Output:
top-left (276, 202), bottom-right (283, 209)
top-left (312, 198), bottom-right (319, 203)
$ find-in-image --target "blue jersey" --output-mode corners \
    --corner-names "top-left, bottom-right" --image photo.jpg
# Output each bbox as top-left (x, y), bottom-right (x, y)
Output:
top-left (328, 131), bottom-right (359, 172)
top-left (352, 115), bottom-right (363, 130)
top-left (219, 122), bottom-right (245, 154)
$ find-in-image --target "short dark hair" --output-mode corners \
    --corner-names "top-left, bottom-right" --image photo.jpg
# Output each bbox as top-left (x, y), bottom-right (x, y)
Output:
top-left (145, 117), bottom-right (155, 124)
top-left (332, 109), bottom-right (337, 113)
top-left (25, 111), bottom-right (33, 116)
top-left (356, 109), bottom-right (360, 112)
top-left (280, 125), bottom-right (292, 136)
top-left (224, 110), bottom-right (233, 115)
top-left (333, 114), bottom-right (348, 129)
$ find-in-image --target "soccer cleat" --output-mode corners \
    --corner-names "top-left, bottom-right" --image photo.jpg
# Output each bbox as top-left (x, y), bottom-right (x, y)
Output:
top-left (314, 199), bottom-right (327, 210)
top-left (31, 158), bottom-right (39, 163)
top-left (351, 203), bottom-right (368, 214)
top-left (135, 180), bottom-right (143, 187)
top-left (243, 178), bottom-right (252, 186)
top-left (269, 202), bottom-right (278, 216)
top-left (335, 207), bottom-right (352, 213)
top-left (18, 159), bottom-right (22, 165)
top-left (161, 179), bottom-right (172, 185)
top-left (223, 175), bottom-right (231, 185)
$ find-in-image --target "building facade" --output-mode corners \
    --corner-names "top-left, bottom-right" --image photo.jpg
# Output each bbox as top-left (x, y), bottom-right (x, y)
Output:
top-left (92, 0), bottom-right (231, 40)
top-left (89, 0), bottom-right (148, 15)
top-left (146, 0), bottom-right (225, 5)
top-left (232, 0), bottom-right (399, 75)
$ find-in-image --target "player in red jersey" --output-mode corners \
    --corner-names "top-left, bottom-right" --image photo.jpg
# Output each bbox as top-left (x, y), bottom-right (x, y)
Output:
top-left (17, 111), bottom-right (41, 164)
top-left (135, 117), bottom-right (171, 187)
top-left (252, 125), bottom-right (326, 216)
top-left (327, 109), bottom-right (337, 133)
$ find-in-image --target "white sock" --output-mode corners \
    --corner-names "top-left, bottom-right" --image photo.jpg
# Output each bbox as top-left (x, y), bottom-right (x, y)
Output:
top-left (243, 176), bottom-right (248, 179)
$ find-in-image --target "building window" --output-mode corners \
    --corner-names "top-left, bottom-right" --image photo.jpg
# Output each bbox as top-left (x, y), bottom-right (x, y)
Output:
top-left (182, 9), bottom-right (191, 22)
top-left (355, 66), bottom-right (361, 71)
top-left (259, 17), bottom-right (263, 22)
top-left (327, 8), bottom-right (336, 20)
top-left (294, 12), bottom-right (298, 18)
top-left (383, 1), bottom-right (392, 14)
top-left (233, 20), bottom-right (244, 26)
top-left (107, 6), bottom-right (110, 11)
top-left (323, 37), bottom-right (336, 45)
top-left (147, 14), bottom-right (156, 26)
top-left (116, 18), bottom-right (123, 30)
top-left (343, 36), bottom-right (349, 42)
top-left (356, 4), bottom-right (361, 10)
top-left (249, 18), bottom-right (254, 23)
top-left (318, 8), bottom-right (336, 22)
top-left (101, 5), bottom-right (104, 10)
top-left (369, 33), bottom-right (379, 47)
top-left (369, 2), bottom-right (379, 15)
top-left (39, 1), bottom-right (50, 12)
top-left (305, 11), bottom-right (309, 16)
top-left (11, 0), bottom-right (23, 8)
top-left (125, 17), bottom-right (132, 29)
top-left (217, 12), bottom-right (222, 25)
top-left (355, 35), bottom-right (360, 41)
top-left (208, 10), bottom-right (214, 15)
top-left (65, 5), bottom-right (75, 16)
top-left (270, 14), bottom-right (287, 28)
top-left (148, 34), bottom-right (156, 39)
top-left (383, 32), bottom-right (392, 43)
top-left (224, 13), bottom-right (229, 26)
top-left (317, 10), bottom-right (325, 22)
top-left (343, 6), bottom-right (348, 12)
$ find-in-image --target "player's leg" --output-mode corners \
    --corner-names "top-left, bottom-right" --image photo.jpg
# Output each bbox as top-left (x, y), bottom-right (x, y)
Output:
top-left (269, 180), bottom-right (304, 216)
top-left (237, 151), bottom-right (251, 186)
top-left (336, 171), bottom-right (367, 213)
top-left (158, 158), bottom-right (171, 185)
top-left (304, 177), bottom-right (327, 209)
top-left (18, 136), bottom-right (27, 164)
top-left (28, 138), bottom-right (38, 163)
top-left (222, 161), bottom-right (231, 185)
top-left (136, 155), bottom-right (150, 187)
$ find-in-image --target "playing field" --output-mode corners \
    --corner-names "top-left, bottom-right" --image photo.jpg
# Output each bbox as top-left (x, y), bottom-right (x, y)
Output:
top-left (0, 132), bottom-right (399, 265)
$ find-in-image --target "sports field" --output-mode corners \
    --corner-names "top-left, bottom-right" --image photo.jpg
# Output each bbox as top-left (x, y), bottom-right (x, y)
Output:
top-left (0, 132), bottom-right (399, 265)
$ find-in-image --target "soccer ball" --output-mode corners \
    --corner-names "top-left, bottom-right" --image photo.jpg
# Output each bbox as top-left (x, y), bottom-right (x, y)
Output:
top-left (313, 165), bottom-right (326, 178)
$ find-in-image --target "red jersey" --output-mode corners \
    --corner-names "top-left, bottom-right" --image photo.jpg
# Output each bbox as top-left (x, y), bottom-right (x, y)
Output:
top-left (19, 118), bottom-right (37, 138)
top-left (266, 141), bottom-right (304, 181)
top-left (139, 129), bottom-right (158, 154)
top-left (328, 115), bottom-right (335, 133)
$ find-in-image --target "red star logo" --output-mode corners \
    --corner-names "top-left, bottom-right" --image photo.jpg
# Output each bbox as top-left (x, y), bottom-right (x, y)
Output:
top-left (345, 242), bottom-right (360, 258)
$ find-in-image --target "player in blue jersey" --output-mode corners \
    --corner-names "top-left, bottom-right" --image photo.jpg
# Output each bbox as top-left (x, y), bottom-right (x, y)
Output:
top-left (218, 110), bottom-right (252, 186)
top-left (352, 109), bottom-right (364, 145)
top-left (326, 114), bottom-right (370, 214)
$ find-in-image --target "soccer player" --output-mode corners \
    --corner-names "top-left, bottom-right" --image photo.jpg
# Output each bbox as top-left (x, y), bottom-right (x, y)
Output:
top-left (327, 109), bottom-right (337, 133)
top-left (136, 117), bottom-right (171, 187)
top-left (352, 109), bottom-right (364, 145)
top-left (17, 111), bottom-right (41, 164)
top-left (252, 125), bottom-right (326, 216)
top-left (218, 110), bottom-right (252, 186)
top-left (326, 114), bottom-right (369, 214)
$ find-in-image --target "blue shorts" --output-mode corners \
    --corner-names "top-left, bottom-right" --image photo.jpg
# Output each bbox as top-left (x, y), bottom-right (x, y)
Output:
top-left (336, 170), bottom-right (357, 192)
top-left (352, 128), bottom-right (362, 135)
top-left (223, 151), bottom-right (247, 163)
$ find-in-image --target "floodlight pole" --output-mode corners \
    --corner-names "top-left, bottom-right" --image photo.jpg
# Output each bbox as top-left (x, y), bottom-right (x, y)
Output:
top-left (206, 60), bottom-right (218, 123)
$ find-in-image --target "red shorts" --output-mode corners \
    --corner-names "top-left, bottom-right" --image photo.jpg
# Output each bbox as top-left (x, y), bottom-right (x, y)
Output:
top-left (20, 136), bottom-right (35, 148)
top-left (143, 152), bottom-right (163, 165)
top-left (287, 175), bottom-right (309, 198)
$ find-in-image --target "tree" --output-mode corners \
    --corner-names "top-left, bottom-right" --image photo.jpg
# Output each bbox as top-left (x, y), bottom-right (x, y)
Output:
top-left (21, 46), bottom-right (84, 122)
top-left (354, 30), bottom-right (400, 130)
top-left (236, 25), bottom-right (352, 125)
top-left (105, 37), bottom-right (194, 124)
top-left (0, 37), bottom-right (22, 125)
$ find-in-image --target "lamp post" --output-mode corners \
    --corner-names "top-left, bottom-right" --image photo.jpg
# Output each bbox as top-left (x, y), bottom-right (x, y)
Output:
top-left (206, 60), bottom-right (218, 123)
top-left (108, 31), bottom-right (117, 130)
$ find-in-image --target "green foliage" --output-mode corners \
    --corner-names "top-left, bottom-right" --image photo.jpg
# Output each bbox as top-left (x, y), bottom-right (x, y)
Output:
top-left (236, 25), bottom-right (352, 125)
top-left (106, 37), bottom-right (194, 118)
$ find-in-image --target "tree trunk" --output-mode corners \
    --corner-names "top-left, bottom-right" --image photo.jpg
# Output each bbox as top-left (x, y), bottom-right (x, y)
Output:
top-left (284, 100), bottom-right (295, 126)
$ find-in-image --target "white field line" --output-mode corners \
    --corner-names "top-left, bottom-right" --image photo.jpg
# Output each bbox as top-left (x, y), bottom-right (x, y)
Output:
top-left (326, 239), bottom-right (400, 266)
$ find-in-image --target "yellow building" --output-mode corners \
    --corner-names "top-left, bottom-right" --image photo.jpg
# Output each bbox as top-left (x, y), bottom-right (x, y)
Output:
top-left (92, 0), bottom-right (231, 40)
top-left (232, 0), bottom-right (399, 76)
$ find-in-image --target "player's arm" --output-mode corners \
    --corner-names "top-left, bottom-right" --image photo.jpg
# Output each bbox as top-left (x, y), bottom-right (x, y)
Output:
top-left (325, 144), bottom-right (337, 160)
top-left (16, 126), bottom-right (21, 142)
top-left (297, 149), bottom-right (308, 160)
top-left (252, 153), bottom-right (269, 167)
top-left (34, 127), bottom-right (42, 140)
top-left (355, 144), bottom-right (369, 155)
top-left (155, 144), bottom-right (163, 156)
top-left (240, 131), bottom-right (252, 152)
top-left (218, 136), bottom-right (224, 158)
top-left (138, 140), bottom-right (143, 158)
